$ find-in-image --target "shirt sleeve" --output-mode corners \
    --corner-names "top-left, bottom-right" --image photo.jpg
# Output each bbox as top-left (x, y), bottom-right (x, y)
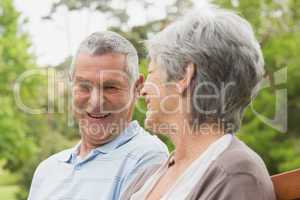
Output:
top-left (27, 163), bottom-right (44, 200)
top-left (203, 173), bottom-right (274, 200)
top-left (119, 151), bottom-right (168, 200)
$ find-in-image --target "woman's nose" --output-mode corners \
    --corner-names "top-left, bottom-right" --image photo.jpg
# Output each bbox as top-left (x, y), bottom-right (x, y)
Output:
top-left (140, 83), bottom-right (147, 97)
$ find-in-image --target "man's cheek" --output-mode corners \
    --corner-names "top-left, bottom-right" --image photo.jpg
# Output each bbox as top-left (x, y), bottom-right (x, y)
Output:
top-left (116, 95), bottom-right (132, 110)
top-left (73, 96), bottom-right (88, 111)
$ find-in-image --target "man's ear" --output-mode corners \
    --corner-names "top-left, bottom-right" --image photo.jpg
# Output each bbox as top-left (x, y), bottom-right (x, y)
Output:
top-left (134, 74), bottom-right (144, 96)
top-left (178, 62), bottom-right (195, 94)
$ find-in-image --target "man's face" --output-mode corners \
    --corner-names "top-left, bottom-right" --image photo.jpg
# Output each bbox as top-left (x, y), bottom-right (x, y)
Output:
top-left (72, 53), bottom-right (135, 146)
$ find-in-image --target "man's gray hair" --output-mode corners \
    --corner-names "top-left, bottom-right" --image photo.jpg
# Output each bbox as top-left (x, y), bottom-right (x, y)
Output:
top-left (70, 31), bottom-right (139, 83)
top-left (146, 4), bottom-right (265, 133)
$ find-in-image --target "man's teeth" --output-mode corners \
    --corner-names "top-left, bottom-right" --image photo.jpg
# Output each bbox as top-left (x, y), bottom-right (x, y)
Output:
top-left (89, 113), bottom-right (110, 118)
top-left (94, 115), bottom-right (105, 117)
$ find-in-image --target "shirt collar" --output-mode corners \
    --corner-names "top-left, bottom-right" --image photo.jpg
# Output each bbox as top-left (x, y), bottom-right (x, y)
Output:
top-left (57, 120), bottom-right (141, 162)
top-left (93, 120), bottom-right (140, 154)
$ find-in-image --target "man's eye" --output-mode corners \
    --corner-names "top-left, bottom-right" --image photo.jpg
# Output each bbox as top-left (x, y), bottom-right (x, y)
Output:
top-left (78, 83), bottom-right (91, 91)
top-left (104, 86), bottom-right (117, 90)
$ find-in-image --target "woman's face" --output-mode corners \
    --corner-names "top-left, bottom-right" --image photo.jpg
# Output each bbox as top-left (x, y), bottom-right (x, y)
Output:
top-left (141, 60), bottom-right (182, 134)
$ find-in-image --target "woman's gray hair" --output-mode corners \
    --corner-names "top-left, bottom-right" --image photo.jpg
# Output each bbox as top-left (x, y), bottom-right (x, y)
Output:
top-left (70, 31), bottom-right (139, 83)
top-left (146, 4), bottom-right (264, 133)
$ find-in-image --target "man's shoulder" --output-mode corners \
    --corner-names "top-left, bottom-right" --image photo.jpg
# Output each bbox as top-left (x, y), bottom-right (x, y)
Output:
top-left (124, 125), bottom-right (169, 160)
top-left (134, 128), bottom-right (168, 151)
top-left (34, 148), bottom-right (73, 173)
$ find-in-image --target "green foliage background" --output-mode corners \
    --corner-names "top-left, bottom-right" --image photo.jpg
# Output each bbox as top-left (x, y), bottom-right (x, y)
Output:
top-left (0, 0), bottom-right (299, 199)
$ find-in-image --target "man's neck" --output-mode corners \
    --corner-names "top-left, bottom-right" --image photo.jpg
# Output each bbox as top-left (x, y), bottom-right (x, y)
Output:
top-left (78, 140), bottom-right (98, 159)
top-left (77, 120), bottom-right (132, 158)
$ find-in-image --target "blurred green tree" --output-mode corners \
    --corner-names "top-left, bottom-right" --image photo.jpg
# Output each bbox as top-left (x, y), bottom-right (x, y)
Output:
top-left (0, 0), bottom-right (38, 172)
top-left (0, 1), bottom-right (75, 199)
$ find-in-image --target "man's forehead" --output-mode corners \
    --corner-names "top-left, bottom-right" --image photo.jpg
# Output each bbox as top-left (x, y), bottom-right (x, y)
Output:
top-left (74, 70), bottom-right (130, 83)
top-left (76, 68), bottom-right (127, 75)
top-left (75, 53), bottom-right (127, 69)
top-left (74, 52), bottom-right (130, 80)
top-left (76, 52), bottom-right (126, 64)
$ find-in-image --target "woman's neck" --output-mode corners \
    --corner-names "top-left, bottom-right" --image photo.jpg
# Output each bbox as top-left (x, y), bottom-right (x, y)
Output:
top-left (170, 122), bottom-right (224, 165)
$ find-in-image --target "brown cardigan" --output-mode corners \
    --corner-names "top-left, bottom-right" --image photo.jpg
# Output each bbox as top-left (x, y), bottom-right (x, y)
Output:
top-left (121, 136), bottom-right (276, 200)
top-left (187, 136), bottom-right (276, 200)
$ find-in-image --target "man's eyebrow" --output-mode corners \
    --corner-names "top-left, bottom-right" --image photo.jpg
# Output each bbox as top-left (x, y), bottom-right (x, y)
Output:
top-left (74, 76), bottom-right (91, 83)
top-left (102, 79), bottom-right (124, 86)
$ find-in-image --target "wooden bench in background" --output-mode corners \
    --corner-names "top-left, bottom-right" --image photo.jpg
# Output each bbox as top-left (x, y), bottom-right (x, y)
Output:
top-left (271, 168), bottom-right (300, 200)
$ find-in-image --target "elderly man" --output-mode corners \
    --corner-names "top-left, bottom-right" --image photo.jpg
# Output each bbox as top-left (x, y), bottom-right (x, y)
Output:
top-left (28, 31), bottom-right (168, 200)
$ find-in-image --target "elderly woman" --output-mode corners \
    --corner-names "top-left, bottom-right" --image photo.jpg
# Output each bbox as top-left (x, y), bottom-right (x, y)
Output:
top-left (124, 4), bottom-right (276, 200)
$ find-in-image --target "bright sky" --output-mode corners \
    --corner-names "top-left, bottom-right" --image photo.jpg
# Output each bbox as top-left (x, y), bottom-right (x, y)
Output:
top-left (13, 0), bottom-right (205, 66)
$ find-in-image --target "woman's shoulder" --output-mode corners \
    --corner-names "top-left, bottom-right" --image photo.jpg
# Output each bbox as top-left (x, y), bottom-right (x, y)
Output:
top-left (215, 136), bottom-right (269, 176)
top-left (189, 136), bottom-right (276, 200)
top-left (208, 135), bottom-right (274, 194)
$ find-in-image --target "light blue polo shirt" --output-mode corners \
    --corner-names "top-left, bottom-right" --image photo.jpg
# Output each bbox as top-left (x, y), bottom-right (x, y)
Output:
top-left (28, 121), bottom-right (168, 200)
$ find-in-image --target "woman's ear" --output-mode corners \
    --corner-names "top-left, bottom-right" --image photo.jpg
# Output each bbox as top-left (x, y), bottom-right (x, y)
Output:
top-left (178, 62), bottom-right (195, 94)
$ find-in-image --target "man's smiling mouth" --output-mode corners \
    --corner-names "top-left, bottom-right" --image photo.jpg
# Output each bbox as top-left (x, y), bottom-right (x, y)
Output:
top-left (87, 112), bottom-right (111, 119)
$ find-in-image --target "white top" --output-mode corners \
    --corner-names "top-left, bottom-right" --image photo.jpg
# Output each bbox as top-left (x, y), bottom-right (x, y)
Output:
top-left (130, 134), bottom-right (233, 200)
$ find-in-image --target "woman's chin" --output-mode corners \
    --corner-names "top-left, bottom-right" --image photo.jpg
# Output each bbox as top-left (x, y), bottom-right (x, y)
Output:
top-left (145, 115), bottom-right (164, 134)
top-left (145, 115), bottom-right (156, 131)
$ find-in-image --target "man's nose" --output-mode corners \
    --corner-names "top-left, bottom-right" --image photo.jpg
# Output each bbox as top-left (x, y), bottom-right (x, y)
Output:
top-left (88, 88), bottom-right (104, 110)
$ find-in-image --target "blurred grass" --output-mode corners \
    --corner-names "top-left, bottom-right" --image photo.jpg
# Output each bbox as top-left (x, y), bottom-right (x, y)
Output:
top-left (0, 160), bottom-right (19, 200)
top-left (0, 185), bottom-right (18, 200)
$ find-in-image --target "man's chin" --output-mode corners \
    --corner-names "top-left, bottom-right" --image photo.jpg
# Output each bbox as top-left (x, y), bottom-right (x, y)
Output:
top-left (83, 130), bottom-right (119, 145)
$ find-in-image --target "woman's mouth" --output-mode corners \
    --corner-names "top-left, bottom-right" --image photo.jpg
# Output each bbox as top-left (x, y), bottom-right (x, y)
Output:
top-left (145, 99), bottom-right (151, 110)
